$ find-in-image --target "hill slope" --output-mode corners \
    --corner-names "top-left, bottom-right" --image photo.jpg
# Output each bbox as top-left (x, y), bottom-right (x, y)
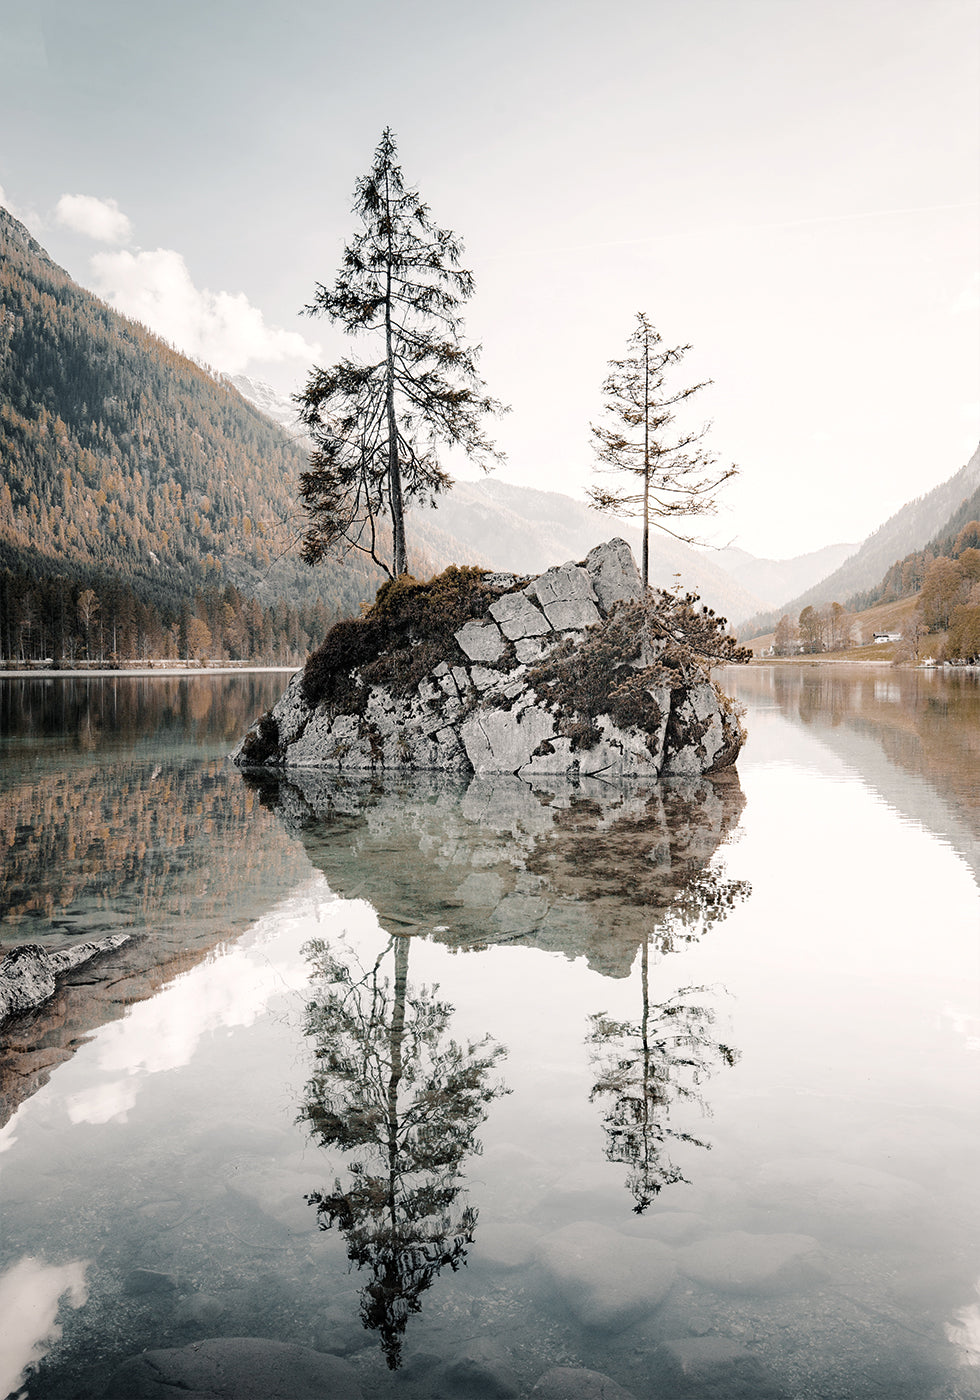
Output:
top-left (0, 206), bottom-right (385, 630)
top-left (740, 444), bottom-right (980, 637)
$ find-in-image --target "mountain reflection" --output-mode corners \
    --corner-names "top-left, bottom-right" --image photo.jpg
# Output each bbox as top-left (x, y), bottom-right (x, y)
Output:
top-left (299, 934), bottom-right (507, 1368)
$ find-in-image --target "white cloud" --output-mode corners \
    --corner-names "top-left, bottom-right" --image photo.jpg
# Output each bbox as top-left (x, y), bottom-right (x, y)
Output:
top-left (89, 246), bottom-right (320, 374)
top-left (0, 183), bottom-right (45, 235)
top-left (0, 1257), bottom-right (90, 1399)
top-left (951, 271), bottom-right (979, 316)
top-left (55, 193), bottom-right (132, 244)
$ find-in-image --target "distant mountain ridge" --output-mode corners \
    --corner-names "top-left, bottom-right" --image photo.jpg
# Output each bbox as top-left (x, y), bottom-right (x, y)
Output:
top-left (229, 378), bottom-right (770, 624)
top-left (738, 444), bottom-right (980, 637)
top-left (712, 541), bottom-right (860, 610)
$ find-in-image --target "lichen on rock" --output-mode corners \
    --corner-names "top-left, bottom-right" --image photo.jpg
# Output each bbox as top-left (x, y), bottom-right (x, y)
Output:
top-left (232, 540), bottom-right (749, 780)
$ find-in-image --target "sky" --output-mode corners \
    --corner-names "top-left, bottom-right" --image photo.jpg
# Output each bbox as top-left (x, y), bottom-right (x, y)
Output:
top-left (0, 0), bottom-right (977, 559)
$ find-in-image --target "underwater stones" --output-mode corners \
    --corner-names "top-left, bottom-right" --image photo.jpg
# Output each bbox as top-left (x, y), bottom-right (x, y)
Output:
top-left (102, 1337), bottom-right (363, 1399)
top-left (676, 1230), bottom-right (822, 1294)
top-left (536, 1221), bottom-right (676, 1332)
top-left (532, 1367), bottom-right (638, 1400)
top-left (122, 1267), bottom-right (177, 1297)
top-left (477, 1221), bottom-right (543, 1270)
top-left (659, 1337), bottom-right (786, 1397)
top-left (435, 1338), bottom-right (521, 1398)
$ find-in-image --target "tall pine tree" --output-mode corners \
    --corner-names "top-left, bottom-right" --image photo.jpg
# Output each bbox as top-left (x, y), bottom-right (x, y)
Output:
top-left (297, 129), bottom-right (505, 578)
top-left (588, 312), bottom-right (736, 587)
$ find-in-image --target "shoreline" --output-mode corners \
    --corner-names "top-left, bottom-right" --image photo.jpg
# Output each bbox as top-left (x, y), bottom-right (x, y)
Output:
top-left (0, 664), bottom-right (299, 679)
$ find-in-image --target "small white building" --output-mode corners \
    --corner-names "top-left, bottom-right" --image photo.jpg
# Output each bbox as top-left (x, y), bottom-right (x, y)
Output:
top-left (873, 631), bottom-right (903, 644)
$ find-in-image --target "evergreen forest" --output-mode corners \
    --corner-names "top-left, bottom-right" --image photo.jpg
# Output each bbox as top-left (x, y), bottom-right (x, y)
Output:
top-left (0, 207), bottom-right (388, 664)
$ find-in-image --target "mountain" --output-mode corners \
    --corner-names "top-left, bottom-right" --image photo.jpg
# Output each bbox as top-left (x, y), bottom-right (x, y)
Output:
top-left (0, 206), bottom-right (397, 660)
top-left (0, 203), bottom-right (758, 657)
top-left (738, 444), bottom-right (980, 638)
top-left (226, 374), bottom-right (304, 436)
top-left (411, 478), bottom-right (767, 624)
top-left (711, 541), bottom-right (860, 610)
top-left (227, 376), bottom-right (768, 626)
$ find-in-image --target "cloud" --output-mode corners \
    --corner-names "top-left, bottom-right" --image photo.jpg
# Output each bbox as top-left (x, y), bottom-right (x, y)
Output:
top-left (89, 246), bottom-right (320, 374)
top-left (0, 1257), bottom-right (90, 1399)
top-left (951, 271), bottom-right (979, 317)
top-left (56, 193), bottom-right (132, 244)
top-left (0, 183), bottom-right (45, 235)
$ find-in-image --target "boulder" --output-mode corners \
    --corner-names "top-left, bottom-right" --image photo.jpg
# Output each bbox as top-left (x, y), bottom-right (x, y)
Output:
top-left (532, 1366), bottom-right (638, 1400)
top-left (233, 540), bottom-right (745, 781)
top-left (676, 1230), bottom-right (822, 1294)
top-left (101, 1337), bottom-right (362, 1399)
top-left (0, 935), bottom-right (131, 1024)
top-left (535, 1221), bottom-right (676, 1332)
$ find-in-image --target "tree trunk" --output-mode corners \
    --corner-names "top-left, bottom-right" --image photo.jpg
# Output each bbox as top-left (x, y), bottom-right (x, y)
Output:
top-left (384, 186), bottom-right (407, 577)
top-left (642, 332), bottom-right (650, 589)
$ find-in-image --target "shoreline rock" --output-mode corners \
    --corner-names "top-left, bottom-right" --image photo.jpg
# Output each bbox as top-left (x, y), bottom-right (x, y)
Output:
top-left (233, 540), bottom-right (745, 780)
top-left (0, 935), bottom-right (132, 1025)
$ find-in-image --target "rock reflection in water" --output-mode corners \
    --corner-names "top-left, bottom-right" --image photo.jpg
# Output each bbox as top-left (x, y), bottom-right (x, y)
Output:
top-left (253, 767), bottom-right (747, 977)
top-left (264, 768), bottom-right (751, 1261)
top-left (299, 934), bottom-right (507, 1369)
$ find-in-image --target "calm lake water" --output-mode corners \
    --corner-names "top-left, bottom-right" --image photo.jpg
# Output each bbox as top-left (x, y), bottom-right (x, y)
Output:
top-left (1, 666), bottom-right (978, 1399)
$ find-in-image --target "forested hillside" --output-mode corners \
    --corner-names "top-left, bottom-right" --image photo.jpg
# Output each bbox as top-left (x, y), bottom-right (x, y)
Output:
top-left (0, 207), bottom-right (386, 662)
top-left (740, 445), bottom-right (980, 639)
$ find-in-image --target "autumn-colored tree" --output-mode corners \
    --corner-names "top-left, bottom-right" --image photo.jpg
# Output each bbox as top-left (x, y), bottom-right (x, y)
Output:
top-left (920, 556), bottom-right (966, 631)
top-left (773, 614), bottom-right (798, 656)
top-left (944, 601), bottom-right (980, 661)
top-left (798, 605), bottom-right (823, 654)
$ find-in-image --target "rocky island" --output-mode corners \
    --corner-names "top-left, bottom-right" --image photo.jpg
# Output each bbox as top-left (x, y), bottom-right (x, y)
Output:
top-left (233, 540), bottom-right (748, 780)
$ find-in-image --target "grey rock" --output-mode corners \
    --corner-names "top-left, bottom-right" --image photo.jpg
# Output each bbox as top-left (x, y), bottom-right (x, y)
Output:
top-left (584, 538), bottom-right (644, 612)
top-left (532, 1367), bottom-right (637, 1400)
top-left (489, 589), bottom-right (551, 640)
top-left (436, 1343), bottom-right (520, 1398)
top-left (123, 1267), bottom-right (177, 1296)
top-left (461, 704), bottom-right (555, 775)
top-left (232, 541), bottom-right (743, 781)
top-left (0, 935), bottom-right (131, 1023)
top-left (103, 1338), bottom-right (364, 1394)
top-left (455, 618), bottom-right (507, 663)
top-left (660, 1336), bottom-right (788, 1397)
top-left (102, 1337), bottom-right (363, 1399)
top-left (529, 564), bottom-right (601, 631)
top-left (536, 1220), bottom-right (676, 1332)
top-left (514, 637), bottom-right (546, 662)
top-left (677, 1230), bottom-right (822, 1294)
top-left (662, 683), bottom-right (741, 776)
top-left (541, 596), bottom-right (601, 630)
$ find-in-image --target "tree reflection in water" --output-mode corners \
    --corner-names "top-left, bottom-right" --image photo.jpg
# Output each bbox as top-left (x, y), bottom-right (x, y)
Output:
top-left (586, 825), bottom-right (750, 1213)
top-left (298, 934), bottom-right (508, 1368)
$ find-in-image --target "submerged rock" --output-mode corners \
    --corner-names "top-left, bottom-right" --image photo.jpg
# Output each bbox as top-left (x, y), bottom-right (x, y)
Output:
top-left (102, 1337), bottom-right (362, 1399)
top-left (233, 540), bottom-right (746, 780)
top-left (535, 1220), bottom-right (677, 1331)
top-left (532, 1366), bottom-right (638, 1400)
top-left (0, 935), bottom-right (131, 1025)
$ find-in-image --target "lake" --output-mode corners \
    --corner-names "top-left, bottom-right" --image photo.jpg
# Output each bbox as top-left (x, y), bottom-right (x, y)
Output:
top-left (1, 666), bottom-right (978, 1399)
